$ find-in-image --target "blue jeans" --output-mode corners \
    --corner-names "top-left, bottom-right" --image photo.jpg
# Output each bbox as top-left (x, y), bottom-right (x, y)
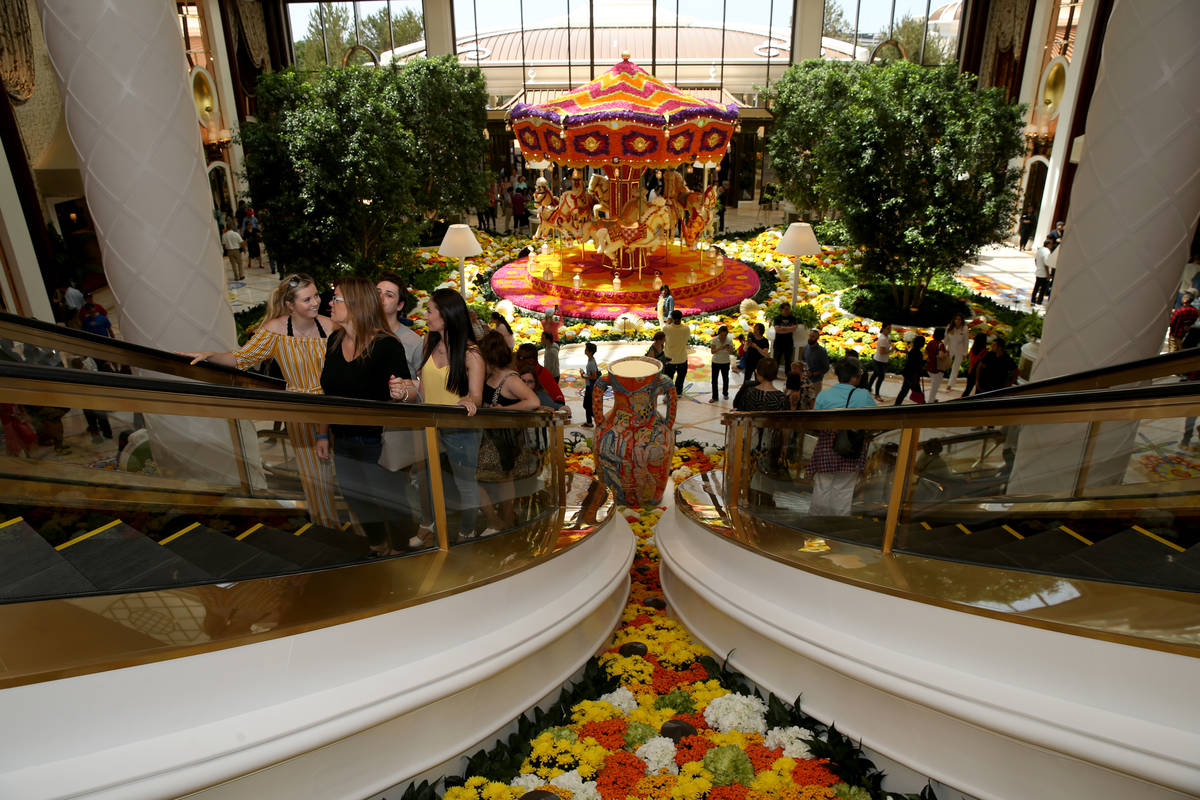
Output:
top-left (440, 428), bottom-right (481, 534)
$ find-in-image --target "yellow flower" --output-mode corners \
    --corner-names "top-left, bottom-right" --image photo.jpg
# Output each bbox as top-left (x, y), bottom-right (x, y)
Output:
top-left (570, 699), bottom-right (622, 724)
top-left (598, 652), bottom-right (655, 684)
top-left (686, 679), bottom-right (730, 709)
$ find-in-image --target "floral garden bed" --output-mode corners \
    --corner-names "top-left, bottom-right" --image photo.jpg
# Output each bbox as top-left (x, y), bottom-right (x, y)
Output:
top-left (396, 449), bottom-right (933, 800)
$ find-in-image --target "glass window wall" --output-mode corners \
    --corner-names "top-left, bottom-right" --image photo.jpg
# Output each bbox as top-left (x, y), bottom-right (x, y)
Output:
top-left (823, 0), bottom-right (962, 65)
top-left (285, 1), bottom-right (426, 70)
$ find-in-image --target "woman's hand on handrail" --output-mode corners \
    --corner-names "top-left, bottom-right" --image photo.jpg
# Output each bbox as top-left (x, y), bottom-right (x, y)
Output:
top-left (181, 350), bottom-right (237, 368)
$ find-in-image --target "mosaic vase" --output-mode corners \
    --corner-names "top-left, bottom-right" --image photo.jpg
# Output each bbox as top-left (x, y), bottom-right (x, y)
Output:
top-left (593, 356), bottom-right (677, 508)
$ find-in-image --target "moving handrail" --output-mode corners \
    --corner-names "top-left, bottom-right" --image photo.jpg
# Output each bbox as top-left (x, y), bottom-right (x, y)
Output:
top-left (973, 346), bottom-right (1200, 399)
top-left (0, 310), bottom-right (284, 389)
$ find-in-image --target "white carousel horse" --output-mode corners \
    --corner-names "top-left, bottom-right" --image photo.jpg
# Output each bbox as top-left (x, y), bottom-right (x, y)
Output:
top-left (681, 184), bottom-right (720, 248)
top-left (592, 198), bottom-right (674, 269)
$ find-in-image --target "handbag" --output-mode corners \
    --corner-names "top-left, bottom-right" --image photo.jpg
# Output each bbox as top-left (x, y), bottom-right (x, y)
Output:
top-left (910, 380), bottom-right (926, 404)
top-left (936, 343), bottom-right (951, 372)
top-left (477, 373), bottom-right (540, 481)
top-left (832, 388), bottom-right (866, 459)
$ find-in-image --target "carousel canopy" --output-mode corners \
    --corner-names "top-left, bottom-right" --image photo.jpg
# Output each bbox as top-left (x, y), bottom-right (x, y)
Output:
top-left (509, 56), bottom-right (738, 169)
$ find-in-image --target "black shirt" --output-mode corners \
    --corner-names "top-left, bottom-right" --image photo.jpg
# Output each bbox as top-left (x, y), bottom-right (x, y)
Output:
top-left (773, 314), bottom-right (797, 354)
top-left (321, 333), bottom-right (411, 439)
top-left (978, 350), bottom-right (1016, 393)
top-left (744, 334), bottom-right (769, 379)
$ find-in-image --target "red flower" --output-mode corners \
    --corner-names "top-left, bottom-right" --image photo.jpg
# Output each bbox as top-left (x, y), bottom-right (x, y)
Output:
top-left (744, 742), bottom-right (782, 772)
top-left (626, 613), bottom-right (654, 628)
top-left (709, 784), bottom-right (749, 800)
top-left (596, 750), bottom-right (647, 800)
top-left (674, 734), bottom-right (714, 766)
top-left (579, 719), bottom-right (629, 751)
top-left (790, 758), bottom-right (840, 788)
top-left (652, 665), bottom-right (694, 694)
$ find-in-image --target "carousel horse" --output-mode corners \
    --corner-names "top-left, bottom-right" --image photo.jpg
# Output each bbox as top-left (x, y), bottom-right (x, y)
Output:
top-left (681, 184), bottom-right (721, 248)
top-left (587, 173), bottom-right (611, 219)
top-left (592, 198), bottom-right (674, 268)
top-left (534, 179), bottom-right (590, 240)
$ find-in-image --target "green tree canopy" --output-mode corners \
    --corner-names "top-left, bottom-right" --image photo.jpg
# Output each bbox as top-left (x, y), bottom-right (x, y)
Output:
top-left (875, 14), bottom-right (948, 65)
top-left (240, 57), bottom-right (489, 281)
top-left (766, 60), bottom-right (1025, 308)
top-left (822, 0), bottom-right (855, 41)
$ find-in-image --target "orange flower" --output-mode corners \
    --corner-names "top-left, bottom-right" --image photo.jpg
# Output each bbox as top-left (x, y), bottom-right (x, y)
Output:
top-left (709, 784), bottom-right (750, 800)
top-left (578, 718), bottom-right (628, 751)
top-left (674, 734), bottom-right (715, 766)
top-left (790, 758), bottom-right (840, 788)
top-left (634, 774), bottom-right (679, 798)
top-left (595, 750), bottom-right (646, 800)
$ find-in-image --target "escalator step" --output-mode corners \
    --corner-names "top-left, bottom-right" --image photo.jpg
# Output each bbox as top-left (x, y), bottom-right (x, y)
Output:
top-left (910, 526), bottom-right (1024, 559)
top-left (0, 518), bottom-right (96, 600)
top-left (162, 524), bottom-right (299, 580)
top-left (991, 525), bottom-right (1087, 568)
top-left (1047, 530), bottom-right (1197, 586)
top-left (57, 522), bottom-right (212, 591)
top-left (1174, 543), bottom-right (1200, 569)
top-left (805, 516), bottom-right (884, 547)
top-left (293, 523), bottom-right (371, 557)
top-left (238, 525), bottom-right (352, 568)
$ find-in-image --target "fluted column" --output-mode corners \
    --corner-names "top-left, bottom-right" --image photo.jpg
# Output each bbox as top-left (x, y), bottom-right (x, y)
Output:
top-left (35, 0), bottom-right (255, 486)
top-left (1034, 0), bottom-right (1200, 377)
top-left (1009, 0), bottom-right (1200, 495)
top-left (35, 0), bottom-right (235, 354)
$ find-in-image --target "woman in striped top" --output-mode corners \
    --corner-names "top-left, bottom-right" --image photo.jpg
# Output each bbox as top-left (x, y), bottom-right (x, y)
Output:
top-left (185, 274), bottom-right (341, 528)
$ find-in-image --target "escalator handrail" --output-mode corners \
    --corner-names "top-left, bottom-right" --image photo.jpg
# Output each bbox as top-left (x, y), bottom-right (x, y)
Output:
top-left (0, 359), bottom-right (554, 429)
top-left (0, 311), bottom-right (285, 389)
top-left (723, 379), bottom-right (1200, 430)
top-left (972, 346), bottom-right (1200, 399)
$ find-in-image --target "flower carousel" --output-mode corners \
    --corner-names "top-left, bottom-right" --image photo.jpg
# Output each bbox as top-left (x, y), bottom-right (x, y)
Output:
top-left (491, 55), bottom-right (760, 320)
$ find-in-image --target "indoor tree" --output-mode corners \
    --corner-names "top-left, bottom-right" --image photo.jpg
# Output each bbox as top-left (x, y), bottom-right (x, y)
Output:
top-left (240, 56), bottom-right (489, 284)
top-left (767, 59), bottom-right (1025, 310)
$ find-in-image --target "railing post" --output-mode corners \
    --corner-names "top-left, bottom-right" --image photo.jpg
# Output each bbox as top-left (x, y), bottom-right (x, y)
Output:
top-left (724, 419), bottom-right (744, 508)
top-left (882, 427), bottom-right (920, 554)
top-left (424, 426), bottom-right (450, 551)
top-left (226, 418), bottom-right (253, 495)
top-left (1073, 421), bottom-right (1100, 497)
top-left (552, 417), bottom-right (566, 506)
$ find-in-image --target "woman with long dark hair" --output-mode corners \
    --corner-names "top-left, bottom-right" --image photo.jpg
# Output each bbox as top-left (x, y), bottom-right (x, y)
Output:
top-left (315, 276), bottom-right (413, 555)
top-left (961, 333), bottom-right (990, 397)
top-left (391, 288), bottom-right (485, 541)
top-left (184, 273), bottom-right (340, 528)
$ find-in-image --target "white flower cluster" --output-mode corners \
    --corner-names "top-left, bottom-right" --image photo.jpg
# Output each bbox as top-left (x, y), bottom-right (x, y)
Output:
top-left (764, 725), bottom-right (814, 759)
top-left (635, 736), bottom-right (679, 775)
top-left (703, 692), bottom-right (768, 734)
top-left (671, 467), bottom-right (692, 483)
top-left (597, 686), bottom-right (638, 713)
top-left (512, 770), bottom-right (600, 800)
top-left (573, 442), bottom-right (592, 455)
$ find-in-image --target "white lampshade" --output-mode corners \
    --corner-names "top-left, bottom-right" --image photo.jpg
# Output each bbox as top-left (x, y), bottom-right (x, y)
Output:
top-left (775, 222), bottom-right (821, 257)
top-left (438, 223), bottom-right (483, 259)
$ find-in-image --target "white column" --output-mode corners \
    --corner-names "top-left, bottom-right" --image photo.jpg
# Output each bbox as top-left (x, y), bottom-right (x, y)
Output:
top-left (35, 0), bottom-right (236, 355)
top-left (1034, 0), bottom-right (1200, 378)
top-left (201, 0), bottom-right (247, 196)
top-left (790, 0), bottom-right (824, 62)
top-left (0, 144), bottom-right (54, 320)
top-left (422, 0), bottom-right (455, 57)
top-left (1008, 0), bottom-right (1200, 496)
top-left (35, 0), bottom-right (249, 485)
top-left (1032, 0), bottom-right (1101, 247)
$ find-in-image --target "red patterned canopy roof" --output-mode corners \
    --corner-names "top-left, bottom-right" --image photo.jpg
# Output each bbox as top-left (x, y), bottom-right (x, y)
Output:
top-left (509, 57), bottom-right (738, 169)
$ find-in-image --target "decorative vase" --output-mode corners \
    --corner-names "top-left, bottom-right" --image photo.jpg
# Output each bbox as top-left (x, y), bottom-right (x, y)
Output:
top-left (573, 272), bottom-right (582, 289)
top-left (613, 274), bottom-right (622, 291)
top-left (593, 356), bottom-right (678, 508)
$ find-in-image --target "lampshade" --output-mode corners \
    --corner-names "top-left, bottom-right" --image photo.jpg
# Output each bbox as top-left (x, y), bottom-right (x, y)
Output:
top-left (438, 224), bottom-right (483, 259)
top-left (775, 222), bottom-right (821, 257)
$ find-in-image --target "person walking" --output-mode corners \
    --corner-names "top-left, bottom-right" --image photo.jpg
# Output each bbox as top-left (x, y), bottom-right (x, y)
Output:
top-left (894, 335), bottom-right (927, 405)
top-left (221, 220), bottom-right (245, 281)
top-left (1168, 291), bottom-right (1199, 352)
top-left (772, 302), bottom-right (799, 370)
top-left (709, 324), bottom-right (734, 402)
top-left (582, 342), bottom-right (600, 427)
top-left (944, 314), bottom-right (969, 391)
top-left (925, 328), bottom-right (948, 401)
top-left (802, 330), bottom-right (831, 396)
top-left (663, 310), bottom-right (691, 395)
top-left (1032, 237), bottom-right (1053, 305)
top-left (960, 333), bottom-right (989, 397)
top-left (868, 323), bottom-right (892, 399)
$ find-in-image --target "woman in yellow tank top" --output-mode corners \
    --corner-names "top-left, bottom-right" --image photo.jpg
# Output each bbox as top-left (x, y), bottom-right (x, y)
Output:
top-left (390, 288), bottom-right (484, 541)
top-left (183, 274), bottom-right (340, 528)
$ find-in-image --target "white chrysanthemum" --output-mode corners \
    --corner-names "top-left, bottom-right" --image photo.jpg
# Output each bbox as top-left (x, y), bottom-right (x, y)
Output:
top-left (549, 770), bottom-right (601, 800)
top-left (636, 737), bottom-right (679, 775)
top-left (574, 442), bottom-right (592, 455)
top-left (598, 686), bottom-right (638, 713)
top-left (436, 281), bottom-right (455, 291)
top-left (703, 693), bottom-right (768, 734)
top-left (764, 726), bottom-right (814, 759)
top-left (511, 773), bottom-right (544, 791)
top-left (703, 446), bottom-right (719, 457)
top-left (579, 456), bottom-right (594, 470)
top-left (671, 467), bottom-right (692, 483)
top-left (902, 330), bottom-right (916, 342)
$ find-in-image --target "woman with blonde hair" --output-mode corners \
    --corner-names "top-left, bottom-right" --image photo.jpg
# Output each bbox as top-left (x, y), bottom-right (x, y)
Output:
top-left (184, 273), bottom-right (340, 528)
top-left (315, 276), bottom-right (414, 555)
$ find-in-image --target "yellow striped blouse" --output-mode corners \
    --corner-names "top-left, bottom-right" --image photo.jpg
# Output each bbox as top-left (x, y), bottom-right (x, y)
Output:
top-left (234, 328), bottom-right (326, 394)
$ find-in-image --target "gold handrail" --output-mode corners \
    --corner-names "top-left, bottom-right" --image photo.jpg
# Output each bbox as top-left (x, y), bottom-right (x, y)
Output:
top-left (0, 313), bottom-right (282, 389)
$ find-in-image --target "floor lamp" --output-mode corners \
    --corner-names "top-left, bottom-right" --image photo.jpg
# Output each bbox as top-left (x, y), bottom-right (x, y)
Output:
top-left (439, 224), bottom-right (483, 296)
top-left (775, 222), bottom-right (822, 307)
